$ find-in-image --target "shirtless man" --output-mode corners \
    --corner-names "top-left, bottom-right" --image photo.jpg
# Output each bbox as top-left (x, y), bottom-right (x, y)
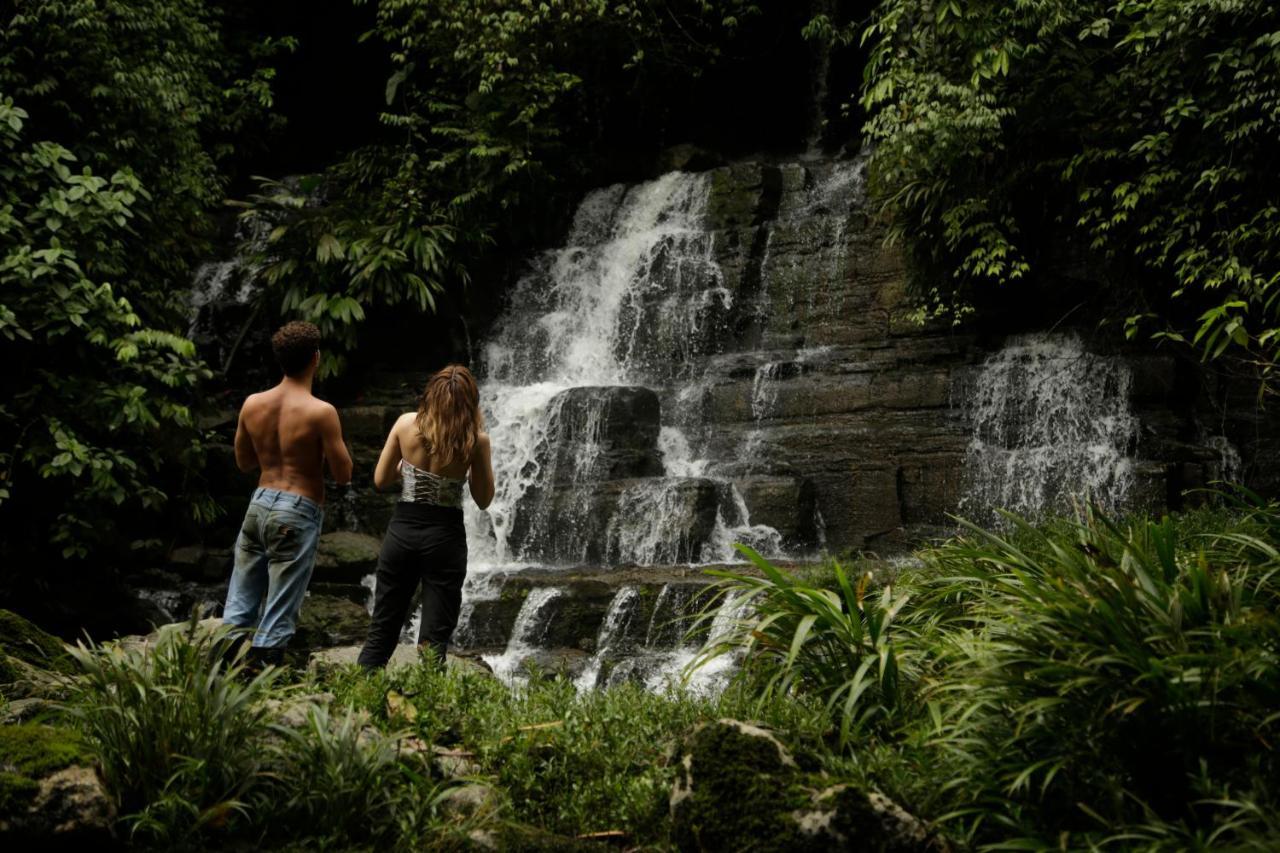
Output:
top-left (222, 321), bottom-right (353, 665)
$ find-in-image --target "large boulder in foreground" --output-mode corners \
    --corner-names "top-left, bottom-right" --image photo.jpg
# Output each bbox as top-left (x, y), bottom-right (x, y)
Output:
top-left (670, 719), bottom-right (945, 852)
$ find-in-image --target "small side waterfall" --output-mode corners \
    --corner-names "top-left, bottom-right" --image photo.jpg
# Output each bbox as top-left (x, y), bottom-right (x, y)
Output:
top-left (484, 588), bottom-right (564, 683)
top-left (960, 333), bottom-right (1140, 521)
top-left (575, 586), bottom-right (641, 691)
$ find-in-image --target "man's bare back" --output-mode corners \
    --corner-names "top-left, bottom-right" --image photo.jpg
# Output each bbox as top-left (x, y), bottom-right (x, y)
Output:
top-left (234, 379), bottom-right (353, 504)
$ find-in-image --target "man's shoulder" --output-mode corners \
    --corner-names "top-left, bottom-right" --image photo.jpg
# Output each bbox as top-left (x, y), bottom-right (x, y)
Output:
top-left (240, 390), bottom-right (269, 412)
top-left (307, 397), bottom-right (339, 420)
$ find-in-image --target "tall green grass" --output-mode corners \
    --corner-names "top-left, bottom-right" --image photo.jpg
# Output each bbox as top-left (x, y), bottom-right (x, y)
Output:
top-left (65, 619), bottom-right (456, 845)
top-left (66, 620), bottom-right (281, 839)
top-left (689, 547), bottom-right (913, 743)
top-left (694, 499), bottom-right (1280, 848)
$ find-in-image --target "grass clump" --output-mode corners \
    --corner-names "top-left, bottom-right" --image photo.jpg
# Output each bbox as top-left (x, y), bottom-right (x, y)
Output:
top-left (66, 620), bottom-right (284, 841)
top-left (64, 619), bottom-right (459, 847)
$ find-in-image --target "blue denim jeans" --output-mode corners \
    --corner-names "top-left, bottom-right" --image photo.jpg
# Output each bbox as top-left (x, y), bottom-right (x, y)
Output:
top-left (223, 487), bottom-right (324, 649)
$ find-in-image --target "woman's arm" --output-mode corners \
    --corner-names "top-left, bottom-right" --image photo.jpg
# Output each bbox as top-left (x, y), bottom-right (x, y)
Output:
top-left (469, 432), bottom-right (495, 509)
top-left (372, 417), bottom-right (406, 492)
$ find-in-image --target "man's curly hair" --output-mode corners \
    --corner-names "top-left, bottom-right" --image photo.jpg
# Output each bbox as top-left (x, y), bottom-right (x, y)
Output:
top-left (271, 321), bottom-right (321, 377)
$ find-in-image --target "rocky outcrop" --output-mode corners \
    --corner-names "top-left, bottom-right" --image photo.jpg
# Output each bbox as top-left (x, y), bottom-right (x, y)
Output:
top-left (0, 609), bottom-right (74, 680)
top-left (669, 719), bottom-right (944, 852)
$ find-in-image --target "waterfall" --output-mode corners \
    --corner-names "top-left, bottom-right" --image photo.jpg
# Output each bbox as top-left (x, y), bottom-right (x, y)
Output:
top-left (465, 170), bottom-right (772, 571)
top-left (960, 333), bottom-right (1140, 521)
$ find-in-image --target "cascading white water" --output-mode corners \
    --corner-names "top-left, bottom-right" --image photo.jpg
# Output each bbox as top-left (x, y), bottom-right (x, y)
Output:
top-left (465, 170), bottom-right (774, 571)
top-left (453, 162), bottom-right (869, 690)
top-left (575, 586), bottom-right (641, 692)
top-left (483, 587), bottom-right (564, 683)
top-left (960, 332), bottom-right (1140, 521)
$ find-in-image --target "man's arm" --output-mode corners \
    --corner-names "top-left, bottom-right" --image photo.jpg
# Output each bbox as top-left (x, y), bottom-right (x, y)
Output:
top-left (319, 404), bottom-right (353, 485)
top-left (233, 403), bottom-right (259, 473)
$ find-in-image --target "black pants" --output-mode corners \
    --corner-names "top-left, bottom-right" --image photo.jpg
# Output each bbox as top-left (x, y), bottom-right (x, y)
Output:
top-left (358, 503), bottom-right (467, 668)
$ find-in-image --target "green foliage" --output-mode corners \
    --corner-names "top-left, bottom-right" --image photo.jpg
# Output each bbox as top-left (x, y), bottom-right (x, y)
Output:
top-left (322, 656), bottom-right (828, 844)
top-left (857, 0), bottom-right (1280, 384)
top-left (917, 507), bottom-right (1280, 843)
top-left (0, 98), bottom-right (214, 558)
top-left (234, 0), bottom-right (760, 371)
top-left (266, 704), bottom-right (448, 846)
top-left (64, 621), bottom-right (462, 845)
top-left (0, 1), bottom-right (288, 560)
top-left (1, 0), bottom-right (290, 289)
top-left (231, 168), bottom-right (459, 378)
top-left (701, 503), bottom-right (1280, 848)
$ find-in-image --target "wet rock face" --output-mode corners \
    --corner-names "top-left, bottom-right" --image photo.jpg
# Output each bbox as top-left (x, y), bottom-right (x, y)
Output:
top-left (542, 386), bottom-right (663, 482)
top-left (313, 531), bottom-right (381, 584)
top-left (669, 719), bottom-right (944, 853)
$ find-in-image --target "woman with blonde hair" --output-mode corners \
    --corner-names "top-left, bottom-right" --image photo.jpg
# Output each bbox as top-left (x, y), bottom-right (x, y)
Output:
top-left (357, 364), bottom-right (495, 668)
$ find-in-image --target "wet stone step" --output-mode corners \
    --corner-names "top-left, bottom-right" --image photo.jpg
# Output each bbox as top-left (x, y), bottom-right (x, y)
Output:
top-left (453, 567), bottom-right (718, 656)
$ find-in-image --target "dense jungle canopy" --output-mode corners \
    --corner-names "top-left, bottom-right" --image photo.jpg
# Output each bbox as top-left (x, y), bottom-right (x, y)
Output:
top-left (2, 0), bottom-right (1279, 578)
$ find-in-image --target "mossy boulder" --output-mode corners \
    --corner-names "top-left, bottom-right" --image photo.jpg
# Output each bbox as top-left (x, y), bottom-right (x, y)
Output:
top-left (670, 719), bottom-right (806, 852)
top-left (293, 595), bottom-right (371, 649)
top-left (0, 724), bottom-right (90, 813)
top-left (0, 610), bottom-right (73, 676)
top-left (669, 719), bottom-right (943, 853)
top-left (0, 723), bottom-right (113, 843)
top-left (313, 531), bottom-right (381, 583)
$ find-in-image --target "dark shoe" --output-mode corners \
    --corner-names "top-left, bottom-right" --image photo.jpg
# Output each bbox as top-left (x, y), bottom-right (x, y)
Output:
top-left (243, 645), bottom-right (286, 676)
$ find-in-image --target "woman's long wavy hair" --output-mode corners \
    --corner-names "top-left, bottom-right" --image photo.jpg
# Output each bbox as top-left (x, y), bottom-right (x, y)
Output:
top-left (415, 364), bottom-right (484, 468)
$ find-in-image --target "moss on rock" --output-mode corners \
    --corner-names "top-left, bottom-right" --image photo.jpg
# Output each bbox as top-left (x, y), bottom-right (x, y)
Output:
top-left (0, 610), bottom-right (73, 675)
top-left (293, 595), bottom-right (371, 649)
top-left (313, 531), bottom-right (382, 583)
top-left (670, 720), bottom-right (810, 852)
top-left (0, 723), bottom-right (91, 817)
top-left (0, 655), bottom-right (18, 687)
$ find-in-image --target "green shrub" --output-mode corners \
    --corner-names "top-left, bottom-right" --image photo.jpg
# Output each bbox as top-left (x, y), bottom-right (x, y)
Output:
top-left (701, 504), bottom-right (1280, 848)
top-left (917, 506), bottom-right (1280, 841)
top-left (66, 619), bottom-right (282, 841)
